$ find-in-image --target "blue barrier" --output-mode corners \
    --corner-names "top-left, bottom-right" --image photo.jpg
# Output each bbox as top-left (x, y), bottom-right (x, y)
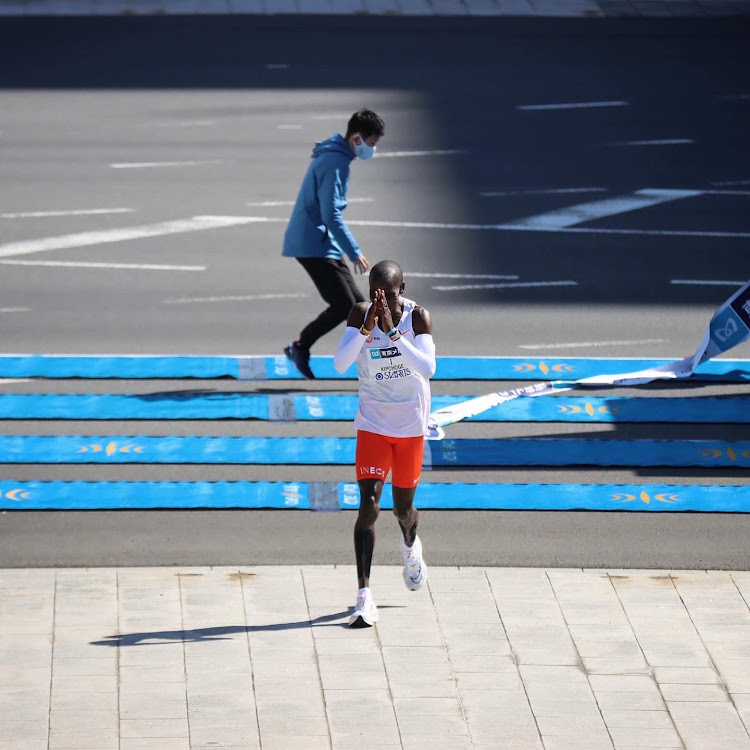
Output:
top-left (0, 480), bottom-right (747, 512)
top-left (1, 393), bottom-right (748, 423)
top-left (1, 355), bottom-right (748, 381)
top-left (2, 435), bottom-right (748, 467)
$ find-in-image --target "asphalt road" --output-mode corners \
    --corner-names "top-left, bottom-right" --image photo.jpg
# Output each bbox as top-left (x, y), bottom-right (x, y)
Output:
top-left (0, 14), bottom-right (748, 567)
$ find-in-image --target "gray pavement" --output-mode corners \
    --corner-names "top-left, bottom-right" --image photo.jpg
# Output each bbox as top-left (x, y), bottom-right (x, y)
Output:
top-left (2, 565), bottom-right (750, 750)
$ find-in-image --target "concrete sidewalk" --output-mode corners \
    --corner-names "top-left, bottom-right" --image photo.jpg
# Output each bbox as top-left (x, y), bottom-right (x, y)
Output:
top-left (1, 566), bottom-right (750, 750)
top-left (2, 0), bottom-right (750, 16)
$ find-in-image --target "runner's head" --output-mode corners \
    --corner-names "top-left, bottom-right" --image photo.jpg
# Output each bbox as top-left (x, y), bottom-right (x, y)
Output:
top-left (370, 260), bottom-right (405, 322)
top-left (346, 109), bottom-right (385, 159)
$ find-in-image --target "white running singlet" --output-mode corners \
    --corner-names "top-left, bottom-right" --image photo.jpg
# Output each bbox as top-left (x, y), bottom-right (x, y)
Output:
top-left (354, 297), bottom-right (431, 438)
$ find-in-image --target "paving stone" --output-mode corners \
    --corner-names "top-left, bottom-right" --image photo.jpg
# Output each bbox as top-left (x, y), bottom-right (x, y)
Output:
top-left (660, 682), bottom-right (731, 701)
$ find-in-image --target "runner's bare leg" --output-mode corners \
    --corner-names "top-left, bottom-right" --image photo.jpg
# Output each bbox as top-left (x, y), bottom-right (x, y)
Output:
top-left (355, 478), bottom-right (383, 589)
top-left (393, 486), bottom-right (418, 546)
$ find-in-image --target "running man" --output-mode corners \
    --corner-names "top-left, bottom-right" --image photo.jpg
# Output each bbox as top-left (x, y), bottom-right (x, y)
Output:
top-left (282, 109), bottom-right (385, 380)
top-left (333, 260), bottom-right (436, 627)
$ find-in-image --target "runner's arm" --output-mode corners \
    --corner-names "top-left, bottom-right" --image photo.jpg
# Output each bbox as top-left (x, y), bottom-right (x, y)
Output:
top-left (396, 306), bottom-right (436, 379)
top-left (333, 304), bottom-right (368, 373)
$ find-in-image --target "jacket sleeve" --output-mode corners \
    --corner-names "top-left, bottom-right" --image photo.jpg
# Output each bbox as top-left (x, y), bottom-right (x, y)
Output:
top-left (318, 162), bottom-right (361, 262)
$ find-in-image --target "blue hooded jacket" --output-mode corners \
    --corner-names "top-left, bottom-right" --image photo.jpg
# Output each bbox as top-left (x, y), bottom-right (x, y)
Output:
top-left (282, 133), bottom-right (361, 262)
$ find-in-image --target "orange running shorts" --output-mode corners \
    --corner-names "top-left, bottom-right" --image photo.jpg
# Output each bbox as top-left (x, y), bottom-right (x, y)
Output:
top-left (355, 430), bottom-right (425, 488)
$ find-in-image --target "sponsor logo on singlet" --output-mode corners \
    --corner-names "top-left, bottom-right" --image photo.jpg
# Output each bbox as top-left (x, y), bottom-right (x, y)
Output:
top-left (369, 347), bottom-right (401, 360)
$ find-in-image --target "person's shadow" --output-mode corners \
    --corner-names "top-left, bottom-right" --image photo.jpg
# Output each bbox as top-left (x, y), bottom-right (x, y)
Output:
top-left (90, 607), bottom-right (403, 646)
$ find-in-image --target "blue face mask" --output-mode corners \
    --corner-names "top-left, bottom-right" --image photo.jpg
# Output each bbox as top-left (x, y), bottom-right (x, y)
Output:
top-left (354, 137), bottom-right (376, 160)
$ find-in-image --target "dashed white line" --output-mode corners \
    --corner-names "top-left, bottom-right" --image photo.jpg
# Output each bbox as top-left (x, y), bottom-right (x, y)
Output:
top-left (0, 216), bottom-right (269, 259)
top-left (374, 150), bottom-right (466, 158)
top-left (1, 208), bottom-right (134, 219)
top-left (313, 113), bottom-right (350, 120)
top-left (0, 307), bottom-right (31, 313)
top-left (517, 100), bottom-right (629, 111)
top-left (611, 139), bottom-right (694, 147)
top-left (501, 189), bottom-right (701, 229)
top-left (0, 260), bottom-right (205, 272)
top-left (704, 190), bottom-right (750, 196)
top-left (246, 198), bottom-right (373, 207)
top-left (671, 279), bottom-right (746, 287)
top-left (519, 338), bottom-right (666, 350)
top-left (433, 280), bottom-right (578, 291)
top-left (0, 379), bottom-right (31, 385)
top-left (109, 160), bottom-right (223, 169)
top-left (480, 187), bottom-right (607, 198)
top-left (405, 272), bottom-right (518, 280)
top-left (711, 179), bottom-right (750, 187)
top-left (164, 293), bottom-right (308, 304)
top-left (144, 120), bottom-right (216, 129)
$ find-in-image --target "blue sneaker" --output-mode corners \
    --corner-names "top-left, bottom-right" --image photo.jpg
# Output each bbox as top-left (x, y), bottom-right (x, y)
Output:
top-left (284, 340), bottom-right (315, 380)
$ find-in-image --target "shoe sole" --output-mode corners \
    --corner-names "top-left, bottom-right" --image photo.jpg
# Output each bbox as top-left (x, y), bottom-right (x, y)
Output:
top-left (348, 614), bottom-right (378, 628)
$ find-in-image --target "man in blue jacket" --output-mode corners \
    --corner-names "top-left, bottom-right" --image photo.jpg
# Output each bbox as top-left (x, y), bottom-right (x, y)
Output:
top-left (283, 109), bottom-right (385, 379)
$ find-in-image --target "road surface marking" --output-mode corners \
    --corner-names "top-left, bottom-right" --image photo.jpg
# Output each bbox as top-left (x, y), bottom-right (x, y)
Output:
top-left (246, 198), bottom-right (373, 207)
top-left (313, 113), bottom-right (352, 120)
top-left (611, 139), bottom-right (694, 146)
top-left (1, 208), bottom-right (134, 219)
top-left (0, 307), bottom-right (30, 313)
top-left (433, 280), bottom-right (577, 291)
top-left (265, 63), bottom-right (290, 69)
top-left (480, 187), bottom-right (606, 198)
top-left (517, 100), bottom-right (629, 111)
top-left (109, 160), bottom-right (223, 169)
top-left (711, 179), bottom-right (750, 186)
top-left (144, 120), bottom-right (216, 128)
top-left (405, 272), bottom-right (518, 280)
top-left (276, 125), bottom-right (302, 130)
top-left (375, 150), bottom-right (465, 158)
top-left (671, 279), bottom-right (745, 287)
top-left (0, 216), bottom-right (268, 259)
top-left (164, 293), bottom-right (308, 304)
top-left (501, 189), bottom-right (702, 229)
top-left (519, 339), bottom-right (666, 350)
top-left (704, 190), bottom-right (750, 196)
top-left (0, 260), bottom-right (205, 272)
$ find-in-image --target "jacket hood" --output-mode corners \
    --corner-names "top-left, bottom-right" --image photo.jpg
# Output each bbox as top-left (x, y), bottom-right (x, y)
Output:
top-left (311, 133), bottom-right (354, 161)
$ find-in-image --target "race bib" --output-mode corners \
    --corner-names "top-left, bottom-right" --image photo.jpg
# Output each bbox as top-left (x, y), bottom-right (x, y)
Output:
top-left (367, 344), bottom-right (413, 381)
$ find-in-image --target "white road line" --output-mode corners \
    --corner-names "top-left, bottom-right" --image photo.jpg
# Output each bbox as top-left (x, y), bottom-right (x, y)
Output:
top-left (517, 101), bottom-right (629, 111)
top-left (0, 260), bottom-right (205, 272)
top-left (480, 187), bottom-right (607, 198)
top-left (246, 198), bottom-right (373, 207)
top-left (710, 179), bottom-right (750, 187)
top-left (344, 218), bottom-right (750, 239)
top-left (109, 160), bottom-right (223, 169)
top-left (276, 125), bottom-right (302, 130)
top-left (266, 63), bottom-right (290, 69)
top-left (671, 279), bottom-right (746, 287)
top-left (313, 113), bottom-right (350, 120)
top-left (145, 120), bottom-right (216, 128)
top-left (1, 208), bottom-right (134, 219)
top-left (375, 150), bottom-right (465, 158)
top-left (0, 379), bottom-right (31, 385)
top-left (0, 216), bottom-right (268, 259)
top-left (405, 272), bottom-right (519, 280)
top-left (0, 307), bottom-right (31, 313)
top-left (704, 190), bottom-right (750, 196)
top-left (164, 293), bottom-right (308, 304)
top-left (611, 139), bottom-right (694, 146)
top-left (519, 338), bottom-right (666, 350)
top-left (501, 189), bottom-right (702, 229)
top-left (433, 281), bottom-right (578, 291)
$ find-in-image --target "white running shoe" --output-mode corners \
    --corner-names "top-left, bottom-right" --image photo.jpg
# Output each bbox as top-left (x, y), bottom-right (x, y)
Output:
top-left (348, 588), bottom-right (378, 628)
top-left (402, 536), bottom-right (428, 591)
